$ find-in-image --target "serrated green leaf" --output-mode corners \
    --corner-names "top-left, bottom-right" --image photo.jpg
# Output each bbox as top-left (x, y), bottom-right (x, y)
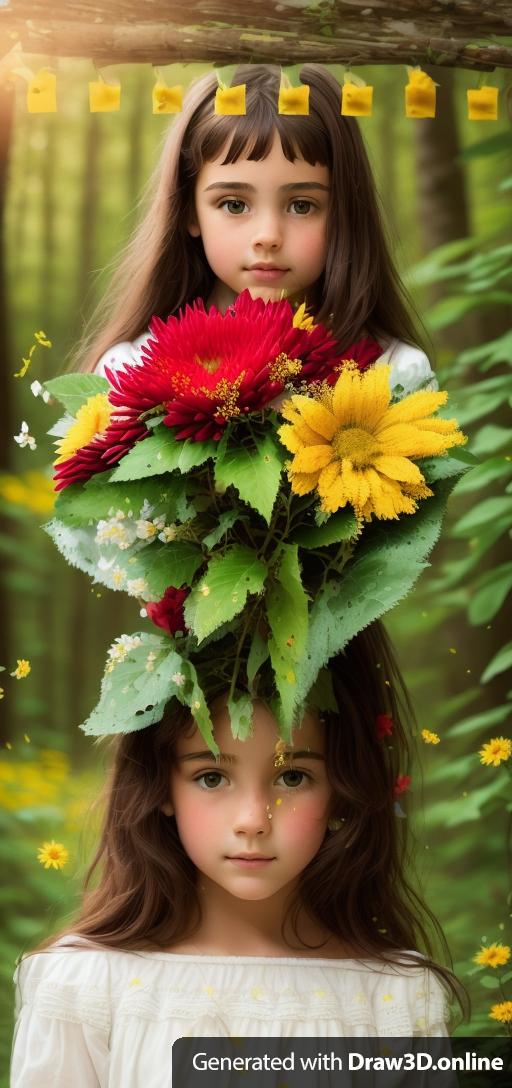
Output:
top-left (227, 689), bottom-right (253, 740)
top-left (293, 509), bottom-right (358, 548)
top-left (125, 541), bottom-right (203, 597)
top-left (481, 642), bottom-right (512, 684)
top-left (184, 545), bottom-right (267, 643)
top-left (55, 472), bottom-right (187, 525)
top-left (214, 433), bottom-right (285, 525)
top-left (419, 449), bottom-right (478, 485)
top-left (174, 658), bottom-right (217, 754)
top-left (110, 432), bottom-right (217, 482)
top-left (80, 634), bottom-right (184, 735)
top-left (44, 374), bottom-right (109, 413)
top-left (247, 626), bottom-right (270, 689)
top-left (266, 544), bottom-right (309, 739)
top-left (295, 480), bottom-right (456, 706)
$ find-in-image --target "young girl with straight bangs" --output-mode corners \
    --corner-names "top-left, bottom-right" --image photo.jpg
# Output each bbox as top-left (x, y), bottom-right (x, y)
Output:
top-left (11, 62), bottom-right (468, 1086)
top-left (12, 622), bottom-right (467, 1086)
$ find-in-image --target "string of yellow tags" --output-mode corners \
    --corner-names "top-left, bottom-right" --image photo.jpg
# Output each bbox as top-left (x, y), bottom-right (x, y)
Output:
top-left (7, 61), bottom-right (503, 121)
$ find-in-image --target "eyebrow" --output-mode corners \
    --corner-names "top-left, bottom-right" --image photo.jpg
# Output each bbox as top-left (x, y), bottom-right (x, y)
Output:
top-left (203, 182), bottom-right (330, 193)
top-left (177, 749), bottom-right (326, 763)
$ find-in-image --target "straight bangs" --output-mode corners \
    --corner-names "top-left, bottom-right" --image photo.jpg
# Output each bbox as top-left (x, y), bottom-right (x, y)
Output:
top-left (183, 66), bottom-right (332, 175)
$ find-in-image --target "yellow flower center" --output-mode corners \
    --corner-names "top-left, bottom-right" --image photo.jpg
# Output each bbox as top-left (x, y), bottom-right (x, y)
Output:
top-left (195, 354), bottom-right (221, 374)
top-left (333, 426), bottom-right (379, 467)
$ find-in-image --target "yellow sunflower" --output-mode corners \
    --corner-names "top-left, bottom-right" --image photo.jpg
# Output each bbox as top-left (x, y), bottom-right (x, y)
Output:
top-left (278, 362), bottom-right (467, 521)
top-left (54, 393), bottom-right (112, 465)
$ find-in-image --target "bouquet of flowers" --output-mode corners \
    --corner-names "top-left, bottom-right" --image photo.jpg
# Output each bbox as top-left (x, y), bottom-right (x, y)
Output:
top-left (44, 291), bottom-right (472, 749)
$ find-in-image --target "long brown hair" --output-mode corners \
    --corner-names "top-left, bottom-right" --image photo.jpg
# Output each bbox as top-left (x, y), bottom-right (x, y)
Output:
top-left (33, 619), bottom-right (468, 1026)
top-left (70, 63), bottom-right (434, 373)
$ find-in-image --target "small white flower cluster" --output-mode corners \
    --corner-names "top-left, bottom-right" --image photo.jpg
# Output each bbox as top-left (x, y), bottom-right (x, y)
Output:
top-left (96, 556), bottom-right (126, 588)
top-left (96, 509), bottom-right (138, 550)
top-left (30, 380), bottom-right (51, 403)
top-left (105, 634), bottom-right (143, 673)
top-left (14, 421), bottom-right (36, 451)
top-left (127, 577), bottom-right (149, 598)
top-left (172, 671), bottom-right (186, 687)
top-left (96, 500), bottom-right (177, 550)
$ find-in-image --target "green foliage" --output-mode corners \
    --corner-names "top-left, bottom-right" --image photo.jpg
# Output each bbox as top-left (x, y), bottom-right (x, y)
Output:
top-left (43, 373), bottom-right (109, 413)
top-left (214, 431), bottom-right (285, 524)
top-left (266, 544), bottom-right (309, 739)
top-left (110, 432), bottom-right (217, 481)
top-left (55, 472), bottom-right (187, 525)
top-left (80, 633), bottom-right (184, 735)
top-left (184, 545), bottom-right (267, 642)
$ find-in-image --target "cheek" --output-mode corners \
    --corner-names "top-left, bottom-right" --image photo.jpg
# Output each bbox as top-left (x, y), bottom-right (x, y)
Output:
top-left (278, 795), bottom-right (328, 847)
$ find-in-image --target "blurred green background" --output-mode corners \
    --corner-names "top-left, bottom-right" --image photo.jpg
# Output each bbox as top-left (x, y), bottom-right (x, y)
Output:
top-left (1, 58), bottom-right (511, 1076)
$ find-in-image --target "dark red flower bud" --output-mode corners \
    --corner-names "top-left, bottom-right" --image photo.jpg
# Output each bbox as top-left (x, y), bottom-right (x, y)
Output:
top-left (376, 713), bottom-right (394, 740)
top-left (394, 774), bottom-right (412, 797)
top-left (146, 586), bottom-right (190, 637)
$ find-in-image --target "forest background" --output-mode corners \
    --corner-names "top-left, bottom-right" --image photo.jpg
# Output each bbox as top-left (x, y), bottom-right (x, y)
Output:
top-left (0, 56), bottom-right (511, 1077)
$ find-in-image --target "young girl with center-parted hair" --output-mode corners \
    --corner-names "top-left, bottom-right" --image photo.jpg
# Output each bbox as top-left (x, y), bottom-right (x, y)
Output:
top-left (12, 622), bottom-right (468, 1086)
top-left (11, 62), bottom-right (468, 1085)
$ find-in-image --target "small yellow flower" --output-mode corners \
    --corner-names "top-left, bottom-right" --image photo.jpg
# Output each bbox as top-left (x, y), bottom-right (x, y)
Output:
top-left (474, 943), bottom-right (511, 969)
top-left (0, 687), bottom-right (4, 699)
top-left (292, 303), bottom-right (316, 330)
top-left (489, 1000), bottom-right (512, 1024)
top-left (37, 840), bottom-right (69, 870)
top-left (421, 729), bottom-right (440, 745)
top-left (479, 737), bottom-right (511, 767)
top-left (278, 362), bottom-right (466, 521)
top-left (11, 659), bottom-right (31, 680)
top-left (54, 393), bottom-right (112, 464)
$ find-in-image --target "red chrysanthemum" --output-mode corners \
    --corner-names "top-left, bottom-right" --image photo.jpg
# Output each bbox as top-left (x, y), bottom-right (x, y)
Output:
top-left (376, 713), bottom-right (394, 740)
top-left (54, 291), bottom-right (383, 490)
top-left (394, 774), bottom-right (412, 797)
top-left (146, 586), bottom-right (190, 637)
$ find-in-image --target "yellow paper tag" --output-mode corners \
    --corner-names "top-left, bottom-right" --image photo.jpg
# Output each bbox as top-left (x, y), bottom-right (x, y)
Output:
top-left (215, 84), bottom-right (246, 115)
top-left (467, 86), bottom-right (498, 121)
top-left (342, 83), bottom-right (373, 116)
top-left (27, 69), bottom-right (56, 113)
top-left (89, 80), bottom-right (121, 113)
top-left (405, 68), bottom-right (436, 118)
top-left (278, 84), bottom-right (310, 115)
top-left (152, 81), bottom-right (183, 114)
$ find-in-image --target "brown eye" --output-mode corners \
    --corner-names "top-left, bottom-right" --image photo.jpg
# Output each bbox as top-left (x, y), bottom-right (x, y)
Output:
top-left (279, 769), bottom-right (310, 788)
top-left (195, 772), bottom-right (225, 789)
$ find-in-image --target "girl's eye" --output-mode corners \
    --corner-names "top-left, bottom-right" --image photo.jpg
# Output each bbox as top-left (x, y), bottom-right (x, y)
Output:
top-left (279, 769), bottom-right (311, 789)
top-left (290, 200), bottom-right (314, 215)
top-left (218, 199), bottom-right (315, 216)
top-left (219, 199), bottom-right (246, 215)
top-left (195, 771), bottom-right (226, 790)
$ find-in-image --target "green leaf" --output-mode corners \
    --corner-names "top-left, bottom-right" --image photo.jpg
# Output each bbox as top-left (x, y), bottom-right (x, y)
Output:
top-left (266, 544), bottom-right (309, 739)
top-left (306, 667), bottom-right (338, 712)
top-left (418, 448), bottom-right (477, 485)
top-left (427, 295), bottom-right (483, 331)
top-left (448, 703), bottom-right (510, 738)
top-left (110, 432), bottom-right (217, 482)
top-left (227, 689), bottom-right (253, 740)
top-left (44, 374), bottom-right (109, 413)
top-left (454, 455), bottom-right (512, 496)
top-left (215, 432), bottom-right (285, 525)
top-left (247, 626), bottom-right (270, 689)
top-left (478, 975), bottom-right (502, 990)
top-left (470, 425), bottom-right (512, 459)
top-left (202, 509), bottom-right (246, 550)
top-left (295, 479), bottom-right (457, 706)
top-left (481, 641), bottom-right (512, 684)
top-left (174, 659), bottom-right (217, 754)
top-left (458, 132), bottom-right (512, 160)
top-left (293, 509), bottom-right (358, 548)
top-left (126, 542), bottom-right (204, 597)
top-left (184, 545), bottom-right (267, 643)
top-left (452, 496), bottom-right (512, 537)
top-left (81, 634), bottom-right (185, 735)
top-left (469, 562), bottom-right (512, 625)
top-left (55, 472), bottom-right (187, 525)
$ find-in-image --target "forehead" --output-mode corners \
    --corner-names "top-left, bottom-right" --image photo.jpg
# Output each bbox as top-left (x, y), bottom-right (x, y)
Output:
top-left (174, 698), bottom-right (325, 758)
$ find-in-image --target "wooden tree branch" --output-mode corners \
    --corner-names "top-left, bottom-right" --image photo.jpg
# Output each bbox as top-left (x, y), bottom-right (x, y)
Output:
top-left (2, 0), bottom-right (512, 69)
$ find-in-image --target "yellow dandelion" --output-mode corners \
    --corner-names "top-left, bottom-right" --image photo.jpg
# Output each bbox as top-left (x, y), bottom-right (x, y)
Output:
top-left (37, 840), bottom-right (69, 870)
top-left (479, 737), bottom-right (511, 767)
top-left (421, 729), bottom-right (440, 745)
top-left (474, 943), bottom-right (510, 969)
top-left (11, 659), bottom-right (31, 680)
top-left (278, 362), bottom-right (466, 520)
top-left (54, 393), bottom-right (112, 464)
top-left (489, 1000), bottom-right (512, 1024)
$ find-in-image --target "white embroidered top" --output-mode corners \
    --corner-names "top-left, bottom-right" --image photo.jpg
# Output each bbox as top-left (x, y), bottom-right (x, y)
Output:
top-left (11, 941), bottom-right (450, 1087)
top-left (94, 331), bottom-right (438, 399)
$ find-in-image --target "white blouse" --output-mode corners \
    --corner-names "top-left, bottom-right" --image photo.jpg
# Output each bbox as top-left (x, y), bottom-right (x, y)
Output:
top-left (94, 331), bottom-right (438, 399)
top-left (11, 941), bottom-right (450, 1087)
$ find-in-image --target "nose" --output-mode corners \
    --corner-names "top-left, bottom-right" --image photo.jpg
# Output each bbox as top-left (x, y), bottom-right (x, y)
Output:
top-left (233, 791), bottom-right (272, 837)
top-left (251, 210), bottom-right (283, 251)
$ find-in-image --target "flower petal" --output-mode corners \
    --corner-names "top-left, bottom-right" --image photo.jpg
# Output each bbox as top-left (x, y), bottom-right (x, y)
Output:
top-left (373, 454), bottom-right (424, 484)
top-left (291, 445), bottom-right (334, 474)
top-left (287, 469), bottom-right (319, 496)
top-left (374, 389), bottom-right (447, 431)
top-left (290, 396), bottom-right (338, 440)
